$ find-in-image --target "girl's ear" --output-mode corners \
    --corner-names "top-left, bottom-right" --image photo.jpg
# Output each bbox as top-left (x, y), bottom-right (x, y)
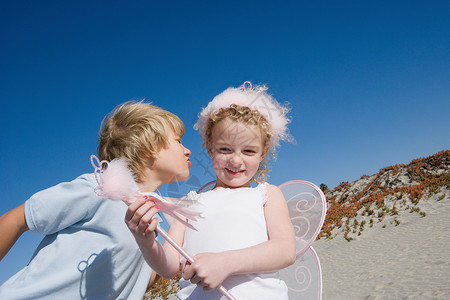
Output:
top-left (206, 141), bottom-right (213, 157)
top-left (260, 144), bottom-right (270, 162)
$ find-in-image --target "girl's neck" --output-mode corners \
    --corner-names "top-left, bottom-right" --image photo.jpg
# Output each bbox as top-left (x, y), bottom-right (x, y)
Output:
top-left (213, 178), bottom-right (252, 190)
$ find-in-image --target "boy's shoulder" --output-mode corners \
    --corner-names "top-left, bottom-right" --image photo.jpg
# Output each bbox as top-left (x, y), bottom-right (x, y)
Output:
top-left (64, 173), bottom-right (100, 190)
top-left (30, 173), bottom-right (102, 205)
top-left (76, 172), bottom-right (97, 185)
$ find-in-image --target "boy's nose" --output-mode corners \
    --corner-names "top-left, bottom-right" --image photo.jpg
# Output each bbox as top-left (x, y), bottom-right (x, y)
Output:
top-left (184, 146), bottom-right (191, 156)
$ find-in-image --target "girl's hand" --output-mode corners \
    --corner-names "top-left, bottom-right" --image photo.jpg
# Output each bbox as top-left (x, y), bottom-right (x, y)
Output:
top-left (125, 197), bottom-right (160, 244)
top-left (183, 252), bottom-right (231, 290)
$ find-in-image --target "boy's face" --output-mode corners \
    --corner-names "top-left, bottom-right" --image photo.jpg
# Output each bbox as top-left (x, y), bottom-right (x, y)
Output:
top-left (152, 129), bottom-right (191, 184)
top-left (207, 118), bottom-right (268, 189)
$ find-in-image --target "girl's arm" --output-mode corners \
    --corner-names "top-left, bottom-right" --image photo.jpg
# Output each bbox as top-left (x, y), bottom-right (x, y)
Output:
top-left (183, 184), bottom-right (296, 289)
top-left (162, 217), bottom-right (186, 267)
top-left (125, 197), bottom-right (181, 278)
top-left (0, 204), bottom-right (29, 261)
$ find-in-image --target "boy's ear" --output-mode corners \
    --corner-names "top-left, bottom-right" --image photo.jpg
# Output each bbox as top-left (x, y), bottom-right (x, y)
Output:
top-left (144, 155), bottom-right (156, 167)
top-left (145, 150), bottom-right (157, 162)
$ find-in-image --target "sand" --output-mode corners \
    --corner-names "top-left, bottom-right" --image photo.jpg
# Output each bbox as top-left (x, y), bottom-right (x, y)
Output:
top-left (313, 195), bottom-right (450, 300)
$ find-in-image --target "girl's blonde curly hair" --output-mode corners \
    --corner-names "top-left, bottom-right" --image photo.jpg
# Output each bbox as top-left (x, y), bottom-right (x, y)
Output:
top-left (197, 82), bottom-right (292, 183)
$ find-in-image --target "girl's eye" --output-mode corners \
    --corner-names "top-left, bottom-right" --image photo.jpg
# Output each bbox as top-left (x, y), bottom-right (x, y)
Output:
top-left (244, 149), bottom-right (257, 155)
top-left (219, 147), bottom-right (231, 153)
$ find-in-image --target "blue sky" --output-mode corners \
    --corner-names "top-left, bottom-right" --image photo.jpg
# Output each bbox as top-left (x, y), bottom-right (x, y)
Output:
top-left (1, 0), bottom-right (449, 284)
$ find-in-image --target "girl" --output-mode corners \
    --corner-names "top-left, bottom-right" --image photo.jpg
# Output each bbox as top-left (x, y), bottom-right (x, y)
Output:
top-left (127, 83), bottom-right (296, 299)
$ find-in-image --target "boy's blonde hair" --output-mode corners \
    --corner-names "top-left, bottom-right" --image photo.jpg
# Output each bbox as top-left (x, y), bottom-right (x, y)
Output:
top-left (204, 104), bottom-right (272, 183)
top-left (98, 101), bottom-right (184, 183)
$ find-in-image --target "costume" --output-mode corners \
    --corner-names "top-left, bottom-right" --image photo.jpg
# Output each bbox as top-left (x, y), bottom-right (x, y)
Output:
top-left (0, 173), bottom-right (152, 300)
top-left (177, 184), bottom-right (289, 300)
top-left (194, 81), bottom-right (290, 148)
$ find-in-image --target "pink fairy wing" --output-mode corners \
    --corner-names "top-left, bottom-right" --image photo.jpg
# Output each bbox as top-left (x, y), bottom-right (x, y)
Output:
top-left (278, 180), bottom-right (327, 257)
top-left (279, 246), bottom-right (322, 300)
top-left (278, 180), bottom-right (326, 299)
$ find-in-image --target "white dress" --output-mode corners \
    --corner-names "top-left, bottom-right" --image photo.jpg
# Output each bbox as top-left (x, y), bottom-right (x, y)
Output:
top-left (177, 184), bottom-right (289, 300)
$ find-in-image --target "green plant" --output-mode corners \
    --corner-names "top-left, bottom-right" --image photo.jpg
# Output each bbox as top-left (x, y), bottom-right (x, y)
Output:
top-left (320, 183), bottom-right (329, 192)
top-left (391, 205), bottom-right (399, 215)
top-left (147, 269), bottom-right (181, 299)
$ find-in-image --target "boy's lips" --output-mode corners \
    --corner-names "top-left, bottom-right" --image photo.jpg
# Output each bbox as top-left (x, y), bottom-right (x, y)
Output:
top-left (187, 159), bottom-right (192, 168)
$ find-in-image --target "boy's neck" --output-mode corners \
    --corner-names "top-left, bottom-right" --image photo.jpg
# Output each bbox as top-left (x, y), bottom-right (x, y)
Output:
top-left (137, 165), bottom-right (164, 192)
top-left (137, 181), bottom-right (160, 193)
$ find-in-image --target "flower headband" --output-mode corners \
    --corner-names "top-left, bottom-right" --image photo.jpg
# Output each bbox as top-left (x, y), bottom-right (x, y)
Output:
top-left (194, 81), bottom-right (290, 147)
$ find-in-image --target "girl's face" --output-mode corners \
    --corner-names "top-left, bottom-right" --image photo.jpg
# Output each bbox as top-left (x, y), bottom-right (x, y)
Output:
top-left (207, 118), bottom-right (268, 189)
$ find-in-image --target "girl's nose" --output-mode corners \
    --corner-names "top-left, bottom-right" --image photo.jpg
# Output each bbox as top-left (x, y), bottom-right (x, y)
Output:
top-left (229, 152), bottom-right (242, 164)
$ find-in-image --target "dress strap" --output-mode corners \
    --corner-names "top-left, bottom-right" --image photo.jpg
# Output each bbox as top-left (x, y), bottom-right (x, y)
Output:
top-left (257, 182), bottom-right (269, 206)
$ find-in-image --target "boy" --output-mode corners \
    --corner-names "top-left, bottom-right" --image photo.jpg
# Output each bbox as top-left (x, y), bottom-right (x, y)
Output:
top-left (0, 101), bottom-right (191, 299)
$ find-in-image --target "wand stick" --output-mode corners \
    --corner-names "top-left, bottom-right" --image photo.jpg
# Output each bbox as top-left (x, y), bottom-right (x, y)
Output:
top-left (155, 224), bottom-right (236, 300)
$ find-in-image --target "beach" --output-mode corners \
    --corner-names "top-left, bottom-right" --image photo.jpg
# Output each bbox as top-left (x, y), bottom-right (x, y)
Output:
top-left (313, 193), bottom-right (450, 299)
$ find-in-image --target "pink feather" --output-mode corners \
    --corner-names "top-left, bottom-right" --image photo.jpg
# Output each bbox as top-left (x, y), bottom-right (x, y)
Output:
top-left (99, 158), bottom-right (139, 205)
top-left (91, 155), bottom-right (202, 228)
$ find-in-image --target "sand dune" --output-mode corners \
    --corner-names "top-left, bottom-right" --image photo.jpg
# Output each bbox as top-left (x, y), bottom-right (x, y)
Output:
top-left (314, 194), bottom-right (450, 300)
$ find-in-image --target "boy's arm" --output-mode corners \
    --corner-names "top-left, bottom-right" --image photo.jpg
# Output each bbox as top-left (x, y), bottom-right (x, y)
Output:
top-left (0, 204), bottom-right (29, 261)
top-left (183, 184), bottom-right (296, 290)
top-left (125, 198), bottom-right (181, 278)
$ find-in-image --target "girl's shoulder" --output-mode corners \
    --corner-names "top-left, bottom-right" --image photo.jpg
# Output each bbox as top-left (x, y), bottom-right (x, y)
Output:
top-left (258, 182), bottom-right (282, 194)
top-left (257, 182), bottom-right (280, 205)
top-left (258, 183), bottom-right (285, 206)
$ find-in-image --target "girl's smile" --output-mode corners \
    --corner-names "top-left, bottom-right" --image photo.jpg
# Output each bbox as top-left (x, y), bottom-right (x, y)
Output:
top-left (224, 167), bottom-right (246, 177)
top-left (207, 118), bottom-right (268, 189)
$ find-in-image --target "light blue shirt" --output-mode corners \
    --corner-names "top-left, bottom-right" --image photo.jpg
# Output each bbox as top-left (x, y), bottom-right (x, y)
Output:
top-left (0, 173), bottom-right (152, 300)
